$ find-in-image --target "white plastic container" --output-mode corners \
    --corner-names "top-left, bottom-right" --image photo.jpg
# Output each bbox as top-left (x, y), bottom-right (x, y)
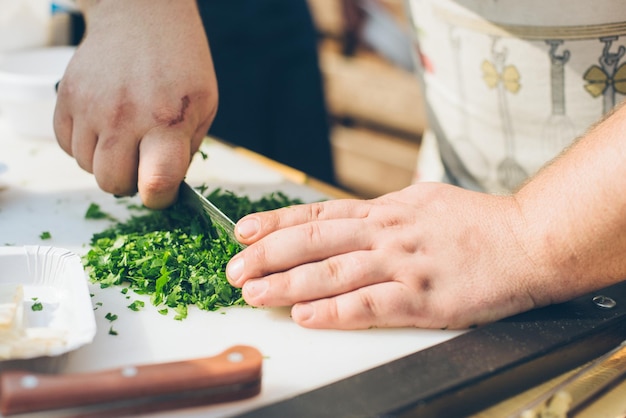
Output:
top-left (0, 245), bottom-right (96, 361)
top-left (0, 0), bottom-right (52, 53)
top-left (0, 46), bottom-right (75, 139)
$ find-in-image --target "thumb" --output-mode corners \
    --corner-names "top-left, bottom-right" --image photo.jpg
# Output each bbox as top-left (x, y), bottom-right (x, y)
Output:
top-left (138, 128), bottom-right (192, 209)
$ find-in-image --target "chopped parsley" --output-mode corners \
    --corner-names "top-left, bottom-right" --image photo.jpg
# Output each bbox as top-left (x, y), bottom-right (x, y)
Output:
top-left (85, 203), bottom-right (117, 221)
top-left (39, 231), bottom-right (51, 240)
top-left (84, 187), bottom-right (303, 319)
top-left (104, 312), bottom-right (118, 322)
top-left (31, 298), bottom-right (43, 311)
top-left (128, 300), bottom-right (145, 311)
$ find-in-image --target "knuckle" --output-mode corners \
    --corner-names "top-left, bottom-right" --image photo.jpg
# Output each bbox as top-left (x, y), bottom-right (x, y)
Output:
top-left (356, 289), bottom-right (379, 319)
top-left (97, 176), bottom-right (135, 197)
top-left (302, 222), bottom-right (324, 246)
top-left (140, 175), bottom-right (179, 197)
top-left (56, 76), bottom-right (77, 99)
top-left (246, 243), bottom-right (271, 276)
top-left (307, 202), bottom-right (325, 219)
top-left (322, 257), bottom-right (344, 285)
top-left (259, 211), bottom-right (281, 233)
top-left (324, 298), bottom-right (340, 323)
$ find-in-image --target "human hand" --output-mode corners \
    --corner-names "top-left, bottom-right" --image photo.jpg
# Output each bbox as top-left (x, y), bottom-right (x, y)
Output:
top-left (226, 183), bottom-right (553, 330)
top-left (54, 0), bottom-right (217, 209)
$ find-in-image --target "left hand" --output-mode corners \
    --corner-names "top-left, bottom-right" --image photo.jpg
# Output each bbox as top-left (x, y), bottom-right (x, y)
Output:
top-left (226, 183), bottom-right (548, 330)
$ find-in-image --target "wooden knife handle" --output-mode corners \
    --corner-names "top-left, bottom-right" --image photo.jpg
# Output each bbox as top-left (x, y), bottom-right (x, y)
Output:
top-left (0, 345), bottom-right (263, 416)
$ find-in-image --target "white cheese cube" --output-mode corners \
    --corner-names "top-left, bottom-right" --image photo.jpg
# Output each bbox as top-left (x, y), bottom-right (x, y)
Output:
top-left (0, 283), bottom-right (24, 332)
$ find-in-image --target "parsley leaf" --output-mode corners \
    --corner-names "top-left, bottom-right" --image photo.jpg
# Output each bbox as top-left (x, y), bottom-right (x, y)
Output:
top-left (128, 300), bottom-right (145, 311)
top-left (105, 313), bottom-right (118, 322)
top-left (85, 203), bottom-right (117, 221)
top-left (31, 298), bottom-right (43, 311)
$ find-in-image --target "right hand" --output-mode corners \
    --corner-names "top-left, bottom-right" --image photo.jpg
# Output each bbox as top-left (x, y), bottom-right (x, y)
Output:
top-left (54, 0), bottom-right (218, 209)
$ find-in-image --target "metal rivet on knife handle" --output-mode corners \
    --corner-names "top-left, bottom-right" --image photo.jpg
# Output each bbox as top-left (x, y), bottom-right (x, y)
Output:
top-left (121, 366), bottom-right (138, 377)
top-left (19, 375), bottom-right (39, 389)
top-left (228, 351), bottom-right (245, 363)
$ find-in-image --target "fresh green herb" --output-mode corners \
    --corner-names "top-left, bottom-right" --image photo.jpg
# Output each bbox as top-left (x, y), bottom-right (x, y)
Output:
top-left (31, 298), bottom-right (43, 311)
top-left (105, 313), bottom-right (118, 322)
top-left (84, 187), bottom-right (302, 319)
top-left (108, 326), bottom-right (118, 336)
top-left (128, 300), bottom-right (145, 311)
top-left (85, 203), bottom-right (117, 221)
top-left (39, 231), bottom-right (51, 240)
top-left (173, 304), bottom-right (188, 321)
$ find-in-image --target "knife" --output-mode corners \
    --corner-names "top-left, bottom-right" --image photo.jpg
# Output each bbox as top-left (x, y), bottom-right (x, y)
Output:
top-left (512, 339), bottom-right (626, 418)
top-left (0, 345), bottom-right (262, 417)
top-left (178, 181), bottom-right (243, 247)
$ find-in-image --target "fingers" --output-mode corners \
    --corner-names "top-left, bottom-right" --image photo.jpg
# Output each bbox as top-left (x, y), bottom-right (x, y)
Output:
top-left (54, 93), bottom-right (204, 207)
top-left (239, 250), bottom-right (389, 306)
top-left (137, 127), bottom-right (193, 209)
top-left (292, 282), bottom-right (424, 330)
top-left (134, 107), bottom-right (213, 208)
top-left (235, 199), bottom-right (371, 244)
top-left (227, 217), bottom-right (375, 286)
top-left (92, 131), bottom-right (139, 197)
top-left (230, 244), bottom-right (438, 329)
top-left (53, 86), bottom-right (73, 157)
top-left (56, 116), bottom-right (198, 208)
top-left (70, 120), bottom-right (98, 173)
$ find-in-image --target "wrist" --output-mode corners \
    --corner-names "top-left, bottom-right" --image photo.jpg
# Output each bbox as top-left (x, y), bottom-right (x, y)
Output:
top-left (504, 193), bottom-right (562, 307)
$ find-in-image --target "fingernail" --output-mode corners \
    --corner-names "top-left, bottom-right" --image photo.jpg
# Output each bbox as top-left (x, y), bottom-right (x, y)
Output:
top-left (226, 257), bottom-right (244, 284)
top-left (244, 279), bottom-right (268, 299)
top-left (292, 303), bottom-right (314, 322)
top-left (236, 217), bottom-right (259, 239)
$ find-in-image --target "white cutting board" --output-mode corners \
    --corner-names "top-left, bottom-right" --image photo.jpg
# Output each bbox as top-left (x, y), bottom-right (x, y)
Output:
top-left (0, 122), bottom-right (464, 417)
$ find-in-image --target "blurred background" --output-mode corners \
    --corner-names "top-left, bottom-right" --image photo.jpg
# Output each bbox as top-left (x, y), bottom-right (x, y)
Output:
top-left (307, 0), bottom-right (426, 198)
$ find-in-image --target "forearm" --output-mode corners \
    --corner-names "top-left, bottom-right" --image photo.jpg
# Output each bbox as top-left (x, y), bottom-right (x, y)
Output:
top-left (514, 103), bottom-right (626, 304)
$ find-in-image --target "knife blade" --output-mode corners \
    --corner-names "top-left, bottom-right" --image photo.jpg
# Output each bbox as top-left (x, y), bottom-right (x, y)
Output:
top-left (0, 345), bottom-right (263, 417)
top-left (178, 181), bottom-right (243, 247)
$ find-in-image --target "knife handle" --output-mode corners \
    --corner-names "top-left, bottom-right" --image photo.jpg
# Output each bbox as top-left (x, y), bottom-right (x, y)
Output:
top-left (0, 345), bottom-right (263, 416)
